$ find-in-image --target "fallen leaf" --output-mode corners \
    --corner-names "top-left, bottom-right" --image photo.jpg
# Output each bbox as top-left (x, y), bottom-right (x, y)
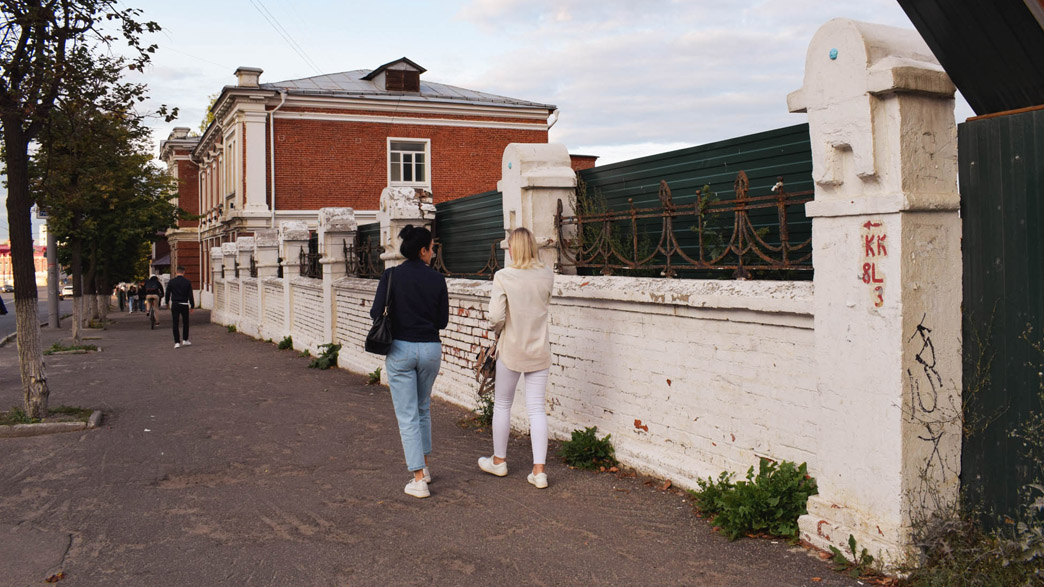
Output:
top-left (811, 578), bottom-right (822, 583)
top-left (818, 552), bottom-right (832, 560)
top-left (658, 480), bottom-right (672, 491)
top-left (633, 419), bottom-right (649, 432)
top-left (608, 466), bottom-right (619, 473)
top-left (45, 571), bottom-right (65, 583)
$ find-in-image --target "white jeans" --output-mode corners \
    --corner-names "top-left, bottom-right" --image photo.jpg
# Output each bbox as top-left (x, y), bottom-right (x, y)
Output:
top-left (492, 360), bottom-right (549, 465)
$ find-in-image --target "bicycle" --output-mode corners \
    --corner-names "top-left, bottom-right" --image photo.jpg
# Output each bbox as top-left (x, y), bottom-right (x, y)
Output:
top-left (148, 304), bottom-right (157, 329)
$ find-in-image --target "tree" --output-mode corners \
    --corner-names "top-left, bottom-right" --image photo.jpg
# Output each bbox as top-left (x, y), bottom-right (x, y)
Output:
top-left (0, 1), bottom-right (164, 418)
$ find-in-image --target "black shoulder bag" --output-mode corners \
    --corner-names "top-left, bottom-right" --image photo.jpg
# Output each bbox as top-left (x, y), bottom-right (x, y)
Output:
top-left (365, 269), bottom-right (394, 355)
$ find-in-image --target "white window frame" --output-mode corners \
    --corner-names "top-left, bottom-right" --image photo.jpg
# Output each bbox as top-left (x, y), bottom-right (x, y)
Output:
top-left (387, 137), bottom-right (430, 188)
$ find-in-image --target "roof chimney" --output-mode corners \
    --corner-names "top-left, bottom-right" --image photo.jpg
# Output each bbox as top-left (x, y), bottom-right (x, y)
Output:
top-left (234, 67), bottom-right (263, 88)
top-left (171, 127), bottom-right (190, 140)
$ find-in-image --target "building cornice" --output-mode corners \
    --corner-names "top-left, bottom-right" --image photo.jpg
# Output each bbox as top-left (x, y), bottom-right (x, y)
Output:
top-left (274, 110), bottom-right (548, 131)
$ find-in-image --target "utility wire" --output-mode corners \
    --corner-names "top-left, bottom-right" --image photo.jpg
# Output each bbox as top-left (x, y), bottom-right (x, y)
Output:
top-left (247, 0), bottom-right (324, 75)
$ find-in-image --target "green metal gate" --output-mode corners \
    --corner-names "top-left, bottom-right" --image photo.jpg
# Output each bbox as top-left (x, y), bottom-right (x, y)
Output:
top-left (959, 107), bottom-right (1044, 522)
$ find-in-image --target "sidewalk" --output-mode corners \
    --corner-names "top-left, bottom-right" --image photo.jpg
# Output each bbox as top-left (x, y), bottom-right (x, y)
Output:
top-left (0, 311), bottom-right (858, 586)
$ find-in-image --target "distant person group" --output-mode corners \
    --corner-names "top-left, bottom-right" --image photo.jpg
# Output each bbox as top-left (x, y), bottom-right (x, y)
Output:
top-left (370, 226), bottom-right (554, 498)
top-left (112, 265), bottom-right (195, 348)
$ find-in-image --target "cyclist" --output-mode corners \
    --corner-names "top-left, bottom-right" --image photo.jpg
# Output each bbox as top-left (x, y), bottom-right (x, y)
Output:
top-left (144, 275), bottom-right (164, 327)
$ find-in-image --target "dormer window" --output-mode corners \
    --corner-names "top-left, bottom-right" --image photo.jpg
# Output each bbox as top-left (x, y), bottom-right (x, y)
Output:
top-left (386, 69), bottom-right (419, 92)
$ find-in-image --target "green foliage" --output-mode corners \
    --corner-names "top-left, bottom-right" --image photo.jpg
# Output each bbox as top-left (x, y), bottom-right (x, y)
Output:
top-left (829, 535), bottom-right (875, 579)
top-left (277, 335), bottom-right (293, 350)
top-left (44, 342), bottom-right (98, 355)
top-left (308, 343), bottom-right (341, 370)
top-left (299, 350), bottom-right (311, 358)
top-left (473, 390), bottom-right (494, 426)
top-left (559, 426), bottom-right (617, 470)
top-left (226, 324), bottom-right (236, 333)
top-left (1, 407), bottom-right (39, 425)
top-left (571, 174), bottom-right (658, 277)
top-left (367, 366), bottom-right (382, 385)
top-left (688, 459), bottom-right (818, 541)
top-left (48, 405), bottom-right (93, 422)
top-left (905, 514), bottom-right (1043, 586)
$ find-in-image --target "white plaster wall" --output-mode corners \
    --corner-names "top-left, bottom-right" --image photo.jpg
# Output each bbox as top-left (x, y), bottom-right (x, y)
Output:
top-left (323, 275), bottom-right (817, 490)
top-left (227, 280), bottom-right (241, 317)
top-left (241, 280), bottom-right (260, 337)
top-left (289, 278), bottom-right (325, 352)
top-left (213, 280), bottom-right (226, 324)
top-left (261, 279), bottom-right (286, 340)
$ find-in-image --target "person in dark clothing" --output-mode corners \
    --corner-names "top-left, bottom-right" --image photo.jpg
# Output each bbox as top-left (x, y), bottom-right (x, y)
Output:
top-left (165, 266), bottom-right (195, 348)
top-left (136, 281), bottom-right (146, 314)
top-left (370, 225), bottom-right (449, 499)
top-left (143, 275), bottom-right (164, 325)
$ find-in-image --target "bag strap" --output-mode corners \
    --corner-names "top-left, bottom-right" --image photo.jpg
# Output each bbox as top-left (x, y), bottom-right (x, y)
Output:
top-left (382, 267), bottom-right (393, 316)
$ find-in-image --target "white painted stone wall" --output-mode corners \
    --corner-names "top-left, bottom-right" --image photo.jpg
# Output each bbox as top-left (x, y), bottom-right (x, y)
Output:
top-left (288, 278), bottom-right (325, 351)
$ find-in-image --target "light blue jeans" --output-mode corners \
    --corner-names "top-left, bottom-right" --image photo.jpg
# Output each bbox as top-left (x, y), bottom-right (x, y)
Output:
top-left (385, 340), bottom-right (442, 472)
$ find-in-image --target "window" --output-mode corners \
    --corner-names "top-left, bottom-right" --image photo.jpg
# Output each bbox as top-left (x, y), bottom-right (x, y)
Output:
top-left (223, 135), bottom-right (237, 196)
top-left (388, 139), bottom-right (429, 186)
top-left (385, 69), bottom-right (420, 92)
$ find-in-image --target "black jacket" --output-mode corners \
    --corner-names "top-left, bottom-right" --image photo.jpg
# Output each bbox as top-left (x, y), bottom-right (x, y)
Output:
top-left (370, 259), bottom-right (449, 343)
top-left (165, 275), bottom-right (195, 308)
top-left (144, 277), bottom-right (164, 298)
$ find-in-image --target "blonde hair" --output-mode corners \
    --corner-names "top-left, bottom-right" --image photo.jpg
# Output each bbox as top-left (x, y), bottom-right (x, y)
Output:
top-left (507, 227), bottom-right (544, 269)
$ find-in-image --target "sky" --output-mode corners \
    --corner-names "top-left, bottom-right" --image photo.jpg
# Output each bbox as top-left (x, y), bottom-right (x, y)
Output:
top-left (1, 0), bottom-right (975, 242)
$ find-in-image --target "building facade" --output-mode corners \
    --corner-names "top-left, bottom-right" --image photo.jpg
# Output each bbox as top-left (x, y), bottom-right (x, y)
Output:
top-left (160, 57), bottom-right (568, 301)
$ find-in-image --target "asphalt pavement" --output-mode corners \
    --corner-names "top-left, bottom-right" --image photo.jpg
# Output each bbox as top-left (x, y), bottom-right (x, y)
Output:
top-left (0, 286), bottom-right (73, 339)
top-left (0, 311), bottom-right (861, 586)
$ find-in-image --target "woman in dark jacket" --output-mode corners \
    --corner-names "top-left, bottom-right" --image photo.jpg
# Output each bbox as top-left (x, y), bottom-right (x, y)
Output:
top-left (370, 225), bottom-right (449, 498)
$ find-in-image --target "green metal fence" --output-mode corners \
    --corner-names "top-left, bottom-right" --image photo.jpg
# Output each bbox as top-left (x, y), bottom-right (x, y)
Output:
top-left (573, 123), bottom-right (814, 279)
top-left (431, 190), bottom-right (504, 278)
top-left (959, 108), bottom-right (1044, 525)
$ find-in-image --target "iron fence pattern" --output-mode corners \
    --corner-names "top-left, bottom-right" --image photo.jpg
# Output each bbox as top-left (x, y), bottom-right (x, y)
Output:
top-left (299, 249), bottom-right (322, 279)
top-left (343, 235), bottom-right (384, 279)
top-left (556, 170), bottom-right (814, 278)
top-left (249, 255), bottom-right (258, 278)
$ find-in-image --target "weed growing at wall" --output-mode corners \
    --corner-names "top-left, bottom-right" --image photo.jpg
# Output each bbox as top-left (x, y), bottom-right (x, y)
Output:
top-left (308, 343), bottom-right (340, 370)
top-left (473, 392), bottom-right (494, 427)
top-left (559, 426), bottom-right (617, 470)
top-left (688, 458), bottom-right (818, 541)
top-left (43, 342), bottom-right (98, 355)
top-left (830, 535), bottom-right (875, 579)
top-left (226, 324), bottom-right (236, 333)
top-left (902, 324), bottom-right (1044, 584)
top-left (367, 367), bottom-right (382, 385)
top-left (277, 335), bottom-right (293, 350)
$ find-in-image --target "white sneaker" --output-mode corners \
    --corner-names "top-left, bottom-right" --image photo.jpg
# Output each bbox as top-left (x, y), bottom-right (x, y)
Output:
top-left (182, 340), bottom-right (192, 346)
top-left (174, 343), bottom-right (181, 349)
top-left (404, 479), bottom-right (430, 498)
top-left (422, 467), bottom-right (431, 483)
top-left (527, 472), bottom-right (548, 489)
top-left (478, 456), bottom-right (507, 477)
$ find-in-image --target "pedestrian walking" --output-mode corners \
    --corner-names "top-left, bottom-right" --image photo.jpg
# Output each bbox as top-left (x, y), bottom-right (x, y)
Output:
top-left (116, 285), bottom-right (126, 312)
top-left (136, 281), bottom-right (146, 314)
top-left (370, 225), bottom-right (449, 499)
top-left (127, 284), bottom-right (137, 313)
top-left (165, 265), bottom-right (195, 349)
top-left (477, 227), bottom-right (555, 489)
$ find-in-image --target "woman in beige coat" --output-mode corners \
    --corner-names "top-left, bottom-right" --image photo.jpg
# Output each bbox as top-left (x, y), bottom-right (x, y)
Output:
top-left (477, 228), bottom-right (555, 488)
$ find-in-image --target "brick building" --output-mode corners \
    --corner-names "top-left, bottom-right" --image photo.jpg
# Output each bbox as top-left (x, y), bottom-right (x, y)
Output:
top-left (159, 57), bottom-right (589, 300)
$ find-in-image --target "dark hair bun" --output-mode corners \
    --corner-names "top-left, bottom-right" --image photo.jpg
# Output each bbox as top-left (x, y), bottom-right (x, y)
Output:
top-left (398, 224), bottom-right (433, 260)
top-left (398, 224), bottom-right (415, 240)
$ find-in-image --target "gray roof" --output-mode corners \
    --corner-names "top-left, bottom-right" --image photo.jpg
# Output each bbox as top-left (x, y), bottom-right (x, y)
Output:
top-left (260, 70), bottom-right (556, 111)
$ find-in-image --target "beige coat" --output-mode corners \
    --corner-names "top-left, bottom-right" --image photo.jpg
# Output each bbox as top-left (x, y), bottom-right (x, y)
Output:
top-left (488, 265), bottom-right (554, 372)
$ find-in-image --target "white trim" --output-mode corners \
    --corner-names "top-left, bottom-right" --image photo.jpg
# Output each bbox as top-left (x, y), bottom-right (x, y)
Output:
top-left (274, 110), bottom-right (546, 131)
top-left (387, 137), bottom-right (431, 188)
top-left (281, 95), bottom-right (551, 120)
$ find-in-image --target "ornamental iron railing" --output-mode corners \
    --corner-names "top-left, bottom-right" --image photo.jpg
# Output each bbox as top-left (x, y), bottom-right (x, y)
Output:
top-left (430, 239), bottom-right (501, 279)
top-left (233, 258), bottom-right (240, 278)
top-left (249, 255), bottom-right (258, 278)
top-left (299, 248), bottom-right (322, 279)
top-left (343, 235), bottom-right (384, 278)
top-left (555, 170), bottom-right (814, 279)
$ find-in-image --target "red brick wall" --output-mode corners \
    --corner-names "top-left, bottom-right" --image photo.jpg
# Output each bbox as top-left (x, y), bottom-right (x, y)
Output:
top-left (271, 116), bottom-right (548, 208)
top-left (176, 155), bottom-right (200, 227)
top-left (570, 154), bottom-right (598, 172)
top-left (172, 241), bottom-right (202, 288)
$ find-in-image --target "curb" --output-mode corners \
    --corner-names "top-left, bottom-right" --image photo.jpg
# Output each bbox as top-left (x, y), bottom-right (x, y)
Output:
top-left (0, 410), bottom-right (103, 438)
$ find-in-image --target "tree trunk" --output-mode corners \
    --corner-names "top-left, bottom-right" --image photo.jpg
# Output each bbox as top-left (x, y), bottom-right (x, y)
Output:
top-left (84, 249), bottom-right (98, 323)
top-left (3, 118), bottom-right (49, 418)
top-left (70, 237), bottom-right (83, 346)
top-left (97, 272), bottom-right (110, 323)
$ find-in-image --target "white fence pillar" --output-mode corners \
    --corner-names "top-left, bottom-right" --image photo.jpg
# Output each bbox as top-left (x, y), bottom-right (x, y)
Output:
top-left (253, 229), bottom-right (280, 279)
top-left (378, 187), bottom-right (435, 269)
top-left (318, 207), bottom-right (357, 344)
top-left (498, 143), bottom-right (576, 271)
top-left (209, 246), bottom-right (224, 322)
top-left (787, 18), bottom-right (961, 565)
